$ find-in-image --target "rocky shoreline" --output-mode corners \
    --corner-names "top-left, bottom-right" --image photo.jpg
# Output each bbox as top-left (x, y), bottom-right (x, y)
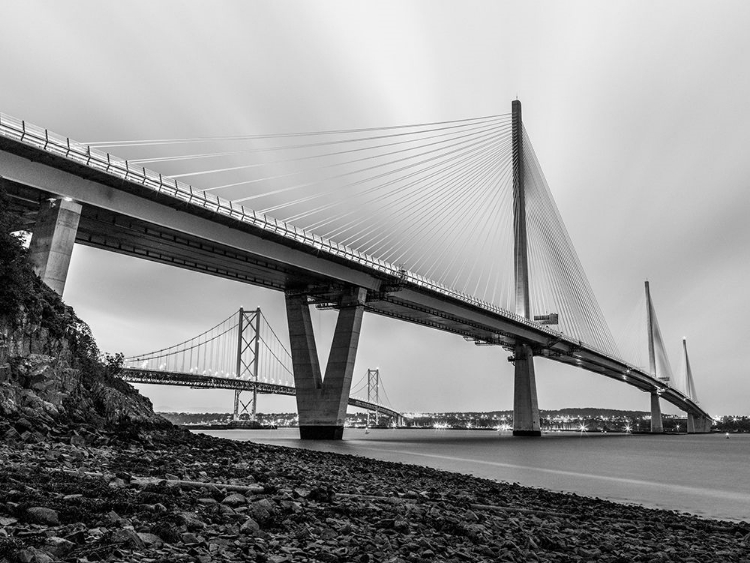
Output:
top-left (1, 425), bottom-right (748, 563)
top-left (3, 187), bottom-right (745, 562)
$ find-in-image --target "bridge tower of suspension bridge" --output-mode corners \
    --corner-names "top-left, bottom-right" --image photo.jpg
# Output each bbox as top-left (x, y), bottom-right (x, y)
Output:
top-left (511, 99), bottom-right (542, 437)
top-left (233, 307), bottom-right (261, 421)
top-left (366, 368), bottom-right (380, 427)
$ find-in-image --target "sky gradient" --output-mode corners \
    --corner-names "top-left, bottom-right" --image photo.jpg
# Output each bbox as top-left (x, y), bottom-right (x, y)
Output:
top-left (3, 1), bottom-right (749, 416)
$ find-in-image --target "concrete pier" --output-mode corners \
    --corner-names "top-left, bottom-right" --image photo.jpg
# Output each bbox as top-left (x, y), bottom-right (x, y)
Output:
top-left (28, 198), bottom-right (81, 296)
top-left (650, 392), bottom-right (663, 433)
top-left (285, 287), bottom-right (366, 439)
top-left (513, 342), bottom-right (541, 436)
top-left (687, 413), bottom-right (712, 433)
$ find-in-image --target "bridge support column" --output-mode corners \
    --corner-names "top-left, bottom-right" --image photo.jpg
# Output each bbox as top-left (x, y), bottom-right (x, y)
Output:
top-left (513, 343), bottom-right (541, 436)
top-left (285, 287), bottom-right (366, 440)
top-left (687, 413), bottom-right (712, 433)
top-left (687, 413), bottom-right (696, 433)
top-left (650, 393), bottom-right (663, 433)
top-left (28, 197), bottom-right (81, 296)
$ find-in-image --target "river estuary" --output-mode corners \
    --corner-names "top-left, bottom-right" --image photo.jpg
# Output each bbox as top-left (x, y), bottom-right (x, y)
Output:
top-left (198, 428), bottom-right (750, 523)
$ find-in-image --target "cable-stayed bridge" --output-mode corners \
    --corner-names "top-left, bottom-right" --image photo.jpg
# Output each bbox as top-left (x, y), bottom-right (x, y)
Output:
top-left (118, 307), bottom-right (402, 424)
top-left (0, 101), bottom-right (712, 438)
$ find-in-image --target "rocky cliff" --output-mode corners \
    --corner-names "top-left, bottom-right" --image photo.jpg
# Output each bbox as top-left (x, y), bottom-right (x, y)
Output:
top-left (0, 187), bottom-right (169, 443)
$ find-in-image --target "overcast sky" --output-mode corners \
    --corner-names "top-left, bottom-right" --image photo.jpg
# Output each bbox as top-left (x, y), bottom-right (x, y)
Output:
top-left (3, 1), bottom-right (749, 417)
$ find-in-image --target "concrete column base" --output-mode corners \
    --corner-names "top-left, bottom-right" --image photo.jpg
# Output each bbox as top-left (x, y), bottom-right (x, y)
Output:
top-left (650, 393), bottom-right (663, 433)
top-left (299, 425), bottom-right (345, 440)
top-left (285, 288), bottom-right (366, 440)
top-left (512, 343), bottom-right (541, 437)
top-left (28, 198), bottom-right (82, 296)
top-left (513, 430), bottom-right (542, 437)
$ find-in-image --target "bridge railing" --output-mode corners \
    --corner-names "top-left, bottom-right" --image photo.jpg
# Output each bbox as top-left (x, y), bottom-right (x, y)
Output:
top-left (1, 114), bottom-right (543, 326)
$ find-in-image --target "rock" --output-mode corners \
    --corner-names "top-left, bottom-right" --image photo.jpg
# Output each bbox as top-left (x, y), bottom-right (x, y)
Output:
top-left (44, 536), bottom-right (75, 557)
top-left (25, 506), bottom-right (60, 526)
top-left (4, 426), bottom-right (21, 442)
top-left (222, 492), bottom-right (247, 506)
top-left (293, 487), bottom-right (311, 499)
top-left (180, 531), bottom-right (202, 545)
top-left (15, 548), bottom-right (55, 563)
top-left (0, 516), bottom-right (18, 526)
top-left (70, 433), bottom-right (85, 447)
top-left (137, 532), bottom-right (164, 547)
top-left (240, 516), bottom-right (261, 534)
top-left (109, 528), bottom-right (145, 549)
top-left (247, 499), bottom-right (276, 525)
top-left (178, 511), bottom-right (206, 530)
top-left (393, 519), bottom-right (409, 532)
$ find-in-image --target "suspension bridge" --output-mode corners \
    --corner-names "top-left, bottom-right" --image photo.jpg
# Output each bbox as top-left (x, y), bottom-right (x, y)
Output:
top-left (118, 307), bottom-right (403, 424)
top-left (0, 100), bottom-right (712, 438)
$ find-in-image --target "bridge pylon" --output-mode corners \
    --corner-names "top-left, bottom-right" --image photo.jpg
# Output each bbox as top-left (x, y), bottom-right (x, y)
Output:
top-left (645, 281), bottom-right (672, 432)
top-left (511, 99), bottom-right (541, 437)
top-left (680, 338), bottom-right (711, 433)
top-left (285, 286), bottom-right (367, 440)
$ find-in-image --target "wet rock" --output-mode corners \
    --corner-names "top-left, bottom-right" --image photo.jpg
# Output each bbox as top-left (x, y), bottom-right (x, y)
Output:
top-left (25, 506), bottom-right (59, 526)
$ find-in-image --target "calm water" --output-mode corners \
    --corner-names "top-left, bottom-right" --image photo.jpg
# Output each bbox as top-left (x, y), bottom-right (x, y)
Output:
top-left (198, 428), bottom-right (750, 523)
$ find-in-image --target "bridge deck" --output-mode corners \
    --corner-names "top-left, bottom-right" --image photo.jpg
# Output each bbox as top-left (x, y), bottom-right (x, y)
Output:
top-left (0, 115), bottom-right (710, 422)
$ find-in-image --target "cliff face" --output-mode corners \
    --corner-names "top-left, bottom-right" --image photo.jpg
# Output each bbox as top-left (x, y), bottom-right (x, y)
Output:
top-left (0, 308), bottom-right (169, 445)
top-left (0, 187), bottom-right (169, 442)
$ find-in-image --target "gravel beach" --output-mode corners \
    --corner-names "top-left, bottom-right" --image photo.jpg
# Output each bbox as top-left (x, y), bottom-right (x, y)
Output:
top-left (1, 426), bottom-right (748, 563)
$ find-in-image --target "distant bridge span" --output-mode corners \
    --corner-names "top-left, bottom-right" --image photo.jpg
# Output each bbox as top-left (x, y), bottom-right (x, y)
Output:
top-left (120, 368), bottom-right (403, 421)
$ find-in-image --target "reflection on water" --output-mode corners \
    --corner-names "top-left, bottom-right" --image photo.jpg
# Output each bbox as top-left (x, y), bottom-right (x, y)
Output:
top-left (198, 428), bottom-right (750, 523)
